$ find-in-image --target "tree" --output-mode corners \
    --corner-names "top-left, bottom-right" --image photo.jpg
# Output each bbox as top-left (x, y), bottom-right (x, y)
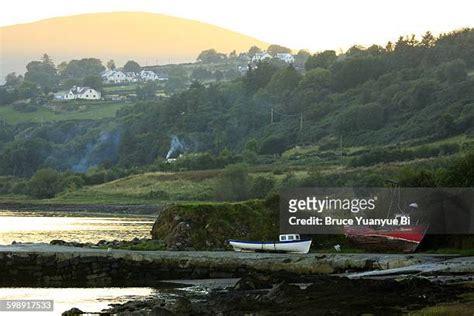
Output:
top-left (346, 45), bottom-right (367, 57)
top-left (216, 163), bottom-right (250, 200)
top-left (17, 81), bottom-right (40, 99)
top-left (0, 88), bottom-right (17, 105)
top-left (197, 49), bottom-right (226, 63)
top-left (298, 68), bottom-right (332, 91)
top-left (394, 35), bottom-right (418, 52)
top-left (5, 73), bottom-right (21, 86)
top-left (165, 66), bottom-right (188, 93)
top-left (305, 50), bottom-right (337, 70)
top-left (0, 138), bottom-right (51, 177)
top-left (438, 152), bottom-right (474, 187)
top-left (28, 168), bottom-right (63, 198)
top-left (63, 78), bottom-right (81, 89)
top-left (62, 58), bottom-right (105, 79)
top-left (191, 67), bottom-right (213, 81)
top-left (251, 176), bottom-right (275, 198)
top-left (259, 134), bottom-right (291, 155)
top-left (420, 31), bottom-right (436, 48)
top-left (296, 49), bottom-right (311, 58)
top-left (248, 46), bottom-right (262, 57)
top-left (336, 103), bottom-right (384, 133)
top-left (294, 50), bottom-right (311, 66)
top-left (265, 65), bottom-right (302, 103)
top-left (107, 59), bottom-right (116, 70)
top-left (442, 59), bottom-right (467, 83)
top-left (41, 53), bottom-right (54, 65)
top-left (367, 45), bottom-right (385, 56)
top-left (331, 55), bottom-right (386, 90)
top-left (245, 138), bottom-right (258, 152)
top-left (136, 81), bottom-right (157, 100)
top-left (24, 56), bottom-right (58, 89)
top-left (267, 44), bottom-right (291, 56)
top-left (57, 61), bottom-right (68, 74)
top-left (123, 60), bottom-right (141, 73)
top-left (82, 75), bottom-right (103, 91)
top-left (244, 61), bottom-right (278, 93)
top-left (412, 79), bottom-right (437, 107)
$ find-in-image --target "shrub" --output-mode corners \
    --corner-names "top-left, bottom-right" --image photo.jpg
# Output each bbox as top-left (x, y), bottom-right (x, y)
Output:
top-left (28, 168), bottom-right (63, 198)
top-left (251, 176), bottom-right (275, 198)
top-left (215, 163), bottom-right (250, 201)
top-left (61, 175), bottom-right (85, 191)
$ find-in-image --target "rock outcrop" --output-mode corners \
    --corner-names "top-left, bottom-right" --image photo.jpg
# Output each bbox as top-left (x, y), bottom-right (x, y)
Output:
top-left (151, 196), bottom-right (279, 250)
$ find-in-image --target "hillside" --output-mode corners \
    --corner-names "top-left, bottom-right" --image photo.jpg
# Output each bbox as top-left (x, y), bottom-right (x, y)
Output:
top-left (0, 12), bottom-right (268, 79)
top-left (0, 28), bottom-right (473, 205)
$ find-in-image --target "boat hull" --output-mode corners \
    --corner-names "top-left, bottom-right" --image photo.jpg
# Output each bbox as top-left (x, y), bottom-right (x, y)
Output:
top-left (344, 225), bottom-right (428, 253)
top-left (228, 239), bottom-right (312, 254)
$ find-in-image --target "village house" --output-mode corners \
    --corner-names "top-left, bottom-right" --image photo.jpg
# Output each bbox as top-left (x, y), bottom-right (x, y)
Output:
top-left (124, 72), bottom-right (139, 83)
top-left (276, 53), bottom-right (295, 63)
top-left (102, 69), bottom-right (167, 84)
top-left (101, 70), bottom-right (128, 84)
top-left (54, 86), bottom-right (101, 101)
top-left (140, 70), bottom-right (159, 81)
top-left (252, 52), bottom-right (272, 62)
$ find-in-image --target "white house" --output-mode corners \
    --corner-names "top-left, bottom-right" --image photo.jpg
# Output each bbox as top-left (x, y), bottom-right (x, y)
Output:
top-left (53, 90), bottom-right (75, 100)
top-left (101, 70), bottom-right (128, 84)
top-left (276, 53), bottom-right (295, 63)
top-left (74, 86), bottom-right (101, 100)
top-left (140, 70), bottom-right (159, 81)
top-left (124, 72), bottom-right (139, 83)
top-left (252, 52), bottom-right (272, 62)
top-left (54, 86), bottom-right (101, 101)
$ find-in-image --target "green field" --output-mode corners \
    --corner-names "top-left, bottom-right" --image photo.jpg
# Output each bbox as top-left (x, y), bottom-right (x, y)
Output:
top-left (31, 154), bottom-right (447, 206)
top-left (54, 170), bottom-right (219, 205)
top-left (0, 102), bottom-right (131, 124)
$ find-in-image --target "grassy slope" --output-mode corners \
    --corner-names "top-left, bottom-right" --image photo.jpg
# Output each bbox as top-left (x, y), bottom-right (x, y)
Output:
top-left (0, 102), bottom-right (130, 124)
top-left (0, 132), bottom-right (469, 206)
top-left (54, 171), bottom-right (219, 205)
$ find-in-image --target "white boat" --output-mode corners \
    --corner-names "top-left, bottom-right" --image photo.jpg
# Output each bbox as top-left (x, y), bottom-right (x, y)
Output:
top-left (227, 234), bottom-right (312, 254)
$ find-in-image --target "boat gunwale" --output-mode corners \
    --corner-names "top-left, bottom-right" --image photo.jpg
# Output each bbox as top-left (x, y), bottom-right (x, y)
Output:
top-left (227, 239), bottom-right (312, 245)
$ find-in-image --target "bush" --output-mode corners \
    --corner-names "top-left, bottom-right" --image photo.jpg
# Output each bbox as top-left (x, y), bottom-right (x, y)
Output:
top-left (61, 175), bottom-right (85, 191)
top-left (251, 176), bottom-right (275, 198)
top-left (215, 163), bottom-right (250, 201)
top-left (11, 181), bottom-right (29, 195)
top-left (28, 168), bottom-right (63, 198)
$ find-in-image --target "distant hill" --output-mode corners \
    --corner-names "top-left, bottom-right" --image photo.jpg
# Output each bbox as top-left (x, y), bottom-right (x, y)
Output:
top-left (0, 12), bottom-right (268, 79)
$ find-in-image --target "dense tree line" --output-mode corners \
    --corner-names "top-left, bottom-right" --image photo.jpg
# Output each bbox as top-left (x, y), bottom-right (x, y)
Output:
top-left (0, 29), bottom-right (473, 177)
top-left (114, 29), bottom-right (474, 167)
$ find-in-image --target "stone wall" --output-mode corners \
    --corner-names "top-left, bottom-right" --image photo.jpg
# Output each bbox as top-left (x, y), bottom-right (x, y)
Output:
top-left (0, 246), bottom-right (433, 287)
top-left (0, 252), bottom-right (237, 287)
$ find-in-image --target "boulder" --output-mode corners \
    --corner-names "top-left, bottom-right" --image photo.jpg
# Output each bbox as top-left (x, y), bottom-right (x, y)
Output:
top-left (61, 307), bottom-right (84, 315)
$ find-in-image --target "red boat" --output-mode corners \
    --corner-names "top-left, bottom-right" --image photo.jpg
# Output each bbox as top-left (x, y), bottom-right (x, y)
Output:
top-left (344, 217), bottom-right (428, 253)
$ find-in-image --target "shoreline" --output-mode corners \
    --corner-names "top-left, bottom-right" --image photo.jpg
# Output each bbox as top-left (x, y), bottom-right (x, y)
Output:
top-left (0, 202), bottom-right (161, 215)
top-left (0, 244), bottom-right (470, 285)
top-left (1, 244), bottom-right (471, 315)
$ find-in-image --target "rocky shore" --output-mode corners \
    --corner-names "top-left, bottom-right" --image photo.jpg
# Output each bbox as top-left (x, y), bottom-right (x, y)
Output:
top-left (94, 270), bottom-right (473, 315)
top-left (49, 237), bottom-right (164, 250)
top-left (1, 243), bottom-right (473, 315)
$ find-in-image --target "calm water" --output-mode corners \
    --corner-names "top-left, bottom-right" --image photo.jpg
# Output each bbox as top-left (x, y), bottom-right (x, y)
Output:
top-left (0, 210), bottom-right (155, 245)
top-left (0, 210), bottom-right (179, 315)
top-left (0, 287), bottom-right (159, 315)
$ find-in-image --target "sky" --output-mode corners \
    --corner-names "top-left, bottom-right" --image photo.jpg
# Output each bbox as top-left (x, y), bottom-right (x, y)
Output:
top-left (1, 0), bottom-right (473, 52)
